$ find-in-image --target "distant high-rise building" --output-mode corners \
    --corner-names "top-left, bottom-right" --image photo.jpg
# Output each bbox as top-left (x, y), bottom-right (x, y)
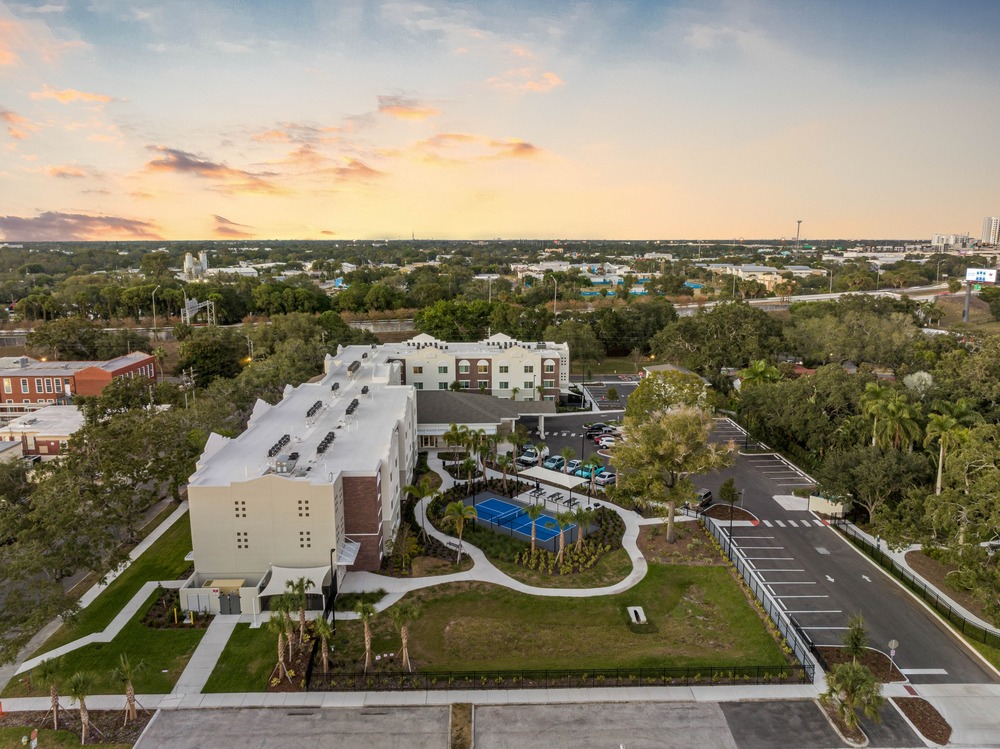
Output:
top-left (983, 216), bottom-right (1000, 245)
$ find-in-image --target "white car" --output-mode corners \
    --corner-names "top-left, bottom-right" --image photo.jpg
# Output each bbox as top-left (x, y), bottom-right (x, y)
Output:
top-left (597, 436), bottom-right (617, 449)
top-left (565, 459), bottom-right (582, 473)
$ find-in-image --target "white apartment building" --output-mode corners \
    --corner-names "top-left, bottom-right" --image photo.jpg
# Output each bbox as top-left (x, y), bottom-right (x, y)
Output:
top-left (181, 346), bottom-right (417, 616)
top-left (381, 333), bottom-right (570, 401)
top-left (983, 217), bottom-right (1000, 246)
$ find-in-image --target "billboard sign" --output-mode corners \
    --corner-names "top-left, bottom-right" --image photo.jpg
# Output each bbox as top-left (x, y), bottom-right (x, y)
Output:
top-left (965, 268), bottom-right (997, 284)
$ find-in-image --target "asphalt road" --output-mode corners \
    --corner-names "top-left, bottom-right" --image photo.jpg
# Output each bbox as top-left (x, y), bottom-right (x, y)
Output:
top-left (709, 418), bottom-right (997, 686)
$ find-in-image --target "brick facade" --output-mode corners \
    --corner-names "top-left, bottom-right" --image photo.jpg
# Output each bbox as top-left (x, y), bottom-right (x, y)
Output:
top-left (341, 475), bottom-right (383, 571)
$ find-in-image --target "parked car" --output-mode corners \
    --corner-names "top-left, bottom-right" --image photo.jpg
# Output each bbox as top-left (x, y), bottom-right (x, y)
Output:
top-left (597, 436), bottom-right (617, 449)
top-left (565, 459), bottom-right (582, 474)
top-left (583, 421), bottom-right (609, 430)
top-left (689, 487), bottom-right (713, 510)
top-left (594, 471), bottom-right (617, 487)
top-left (516, 443), bottom-right (550, 467)
top-left (542, 456), bottom-right (565, 471)
top-left (575, 464), bottom-right (606, 479)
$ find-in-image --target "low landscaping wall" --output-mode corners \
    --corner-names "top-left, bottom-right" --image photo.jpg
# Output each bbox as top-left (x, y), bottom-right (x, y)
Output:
top-left (310, 664), bottom-right (812, 692)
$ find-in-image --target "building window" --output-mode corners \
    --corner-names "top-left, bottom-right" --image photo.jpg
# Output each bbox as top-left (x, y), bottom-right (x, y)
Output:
top-left (234, 500), bottom-right (246, 518)
top-left (297, 499), bottom-right (310, 518)
top-left (438, 382), bottom-right (448, 390)
top-left (299, 531), bottom-right (312, 549)
top-left (2, 379), bottom-right (9, 394)
top-left (44, 379), bottom-right (53, 393)
top-left (438, 365), bottom-right (448, 374)
top-left (523, 381), bottom-right (533, 389)
top-left (498, 365), bottom-right (509, 374)
top-left (412, 366), bottom-right (423, 374)
top-left (458, 363), bottom-right (470, 374)
top-left (543, 379), bottom-right (555, 388)
top-left (524, 365), bottom-right (534, 373)
top-left (34, 378), bottom-right (42, 392)
top-left (413, 382), bottom-right (423, 390)
top-left (54, 379), bottom-right (62, 393)
top-left (544, 395), bottom-right (555, 401)
top-left (236, 531), bottom-right (249, 549)
top-left (499, 381), bottom-right (509, 390)
top-left (460, 380), bottom-right (471, 389)
top-left (477, 363), bottom-right (488, 374)
top-left (20, 379), bottom-right (28, 394)
top-left (544, 361), bottom-right (555, 373)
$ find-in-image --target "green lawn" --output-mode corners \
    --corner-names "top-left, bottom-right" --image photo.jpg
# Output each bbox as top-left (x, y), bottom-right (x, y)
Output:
top-left (202, 624), bottom-right (276, 693)
top-left (34, 512), bottom-right (193, 657)
top-left (2, 588), bottom-right (206, 697)
top-left (970, 639), bottom-right (1000, 672)
top-left (492, 548), bottom-right (633, 589)
top-left (0, 727), bottom-right (130, 749)
top-left (331, 563), bottom-right (787, 671)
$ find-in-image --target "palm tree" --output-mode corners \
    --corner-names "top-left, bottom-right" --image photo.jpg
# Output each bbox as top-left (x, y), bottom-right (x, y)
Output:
top-left (860, 382), bottom-right (891, 448)
top-left (560, 446), bottom-right (575, 473)
top-left (266, 611), bottom-right (291, 683)
top-left (509, 427), bottom-right (528, 465)
top-left (572, 506), bottom-right (596, 552)
top-left (467, 428), bottom-right (488, 469)
top-left (152, 346), bottom-right (167, 383)
top-left (525, 503), bottom-right (545, 554)
top-left (583, 455), bottom-right (604, 496)
top-left (271, 594), bottom-right (296, 658)
top-left (739, 359), bottom-right (782, 389)
top-left (403, 475), bottom-right (437, 539)
top-left (495, 454), bottom-right (513, 494)
top-left (286, 577), bottom-right (310, 645)
top-left (510, 386), bottom-right (520, 401)
top-left (822, 661), bottom-right (885, 731)
top-left (67, 671), bottom-right (96, 745)
top-left (442, 422), bottom-right (469, 457)
top-left (441, 500), bottom-right (477, 562)
top-left (459, 457), bottom-right (477, 496)
top-left (36, 657), bottom-right (62, 730)
top-left (110, 654), bottom-right (147, 726)
top-left (312, 616), bottom-right (334, 676)
top-left (354, 601), bottom-right (377, 672)
top-left (390, 600), bottom-right (420, 672)
top-left (924, 412), bottom-right (967, 496)
top-left (555, 510), bottom-right (574, 564)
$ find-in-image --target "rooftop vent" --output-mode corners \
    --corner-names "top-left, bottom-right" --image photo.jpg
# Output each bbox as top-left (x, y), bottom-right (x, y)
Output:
top-left (316, 431), bottom-right (336, 454)
top-left (348, 360), bottom-right (361, 374)
top-left (361, 385), bottom-right (369, 395)
top-left (306, 400), bottom-right (323, 418)
top-left (331, 382), bottom-right (340, 392)
top-left (267, 433), bottom-right (291, 458)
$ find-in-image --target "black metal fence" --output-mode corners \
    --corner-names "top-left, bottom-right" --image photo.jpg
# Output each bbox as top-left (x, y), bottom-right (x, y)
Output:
top-left (701, 517), bottom-right (818, 683)
top-left (832, 521), bottom-right (1000, 649)
top-left (309, 664), bottom-right (812, 692)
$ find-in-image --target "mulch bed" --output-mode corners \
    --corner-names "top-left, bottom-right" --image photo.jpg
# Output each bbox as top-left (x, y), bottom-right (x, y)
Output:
top-left (0, 709), bottom-right (152, 745)
top-left (142, 585), bottom-right (212, 629)
top-left (893, 697), bottom-right (952, 745)
top-left (265, 627), bottom-right (316, 692)
top-left (703, 505), bottom-right (756, 522)
top-left (904, 550), bottom-right (993, 623)
top-left (817, 697), bottom-right (866, 745)
top-left (637, 521), bottom-right (726, 566)
top-left (815, 646), bottom-right (904, 682)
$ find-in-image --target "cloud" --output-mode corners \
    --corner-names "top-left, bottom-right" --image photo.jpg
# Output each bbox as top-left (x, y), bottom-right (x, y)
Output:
top-left (486, 68), bottom-right (564, 93)
top-left (31, 85), bottom-right (113, 104)
top-left (11, 4), bottom-right (67, 13)
top-left (216, 40), bottom-right (252, 54)
top-left (251, 122), bottom-right (340, 145)
top-left (323, 157), bottom-right (382, 181)
top-left (0, 16), bottom-right (88, 66)
top-left (213, 214), bottom-right (254, 239)
top-left (408, 132), bottom-right (543, 164)
top-left (45, 164), bottom-right (87, 178)
top-left (0, 108), bottom-right (39, 139)
top-left (145, 145), bottom-right (281, 194)
top-left (0, 211), bottom-right (161, 241)
top-left (378, 94), bottom-right (440, 121)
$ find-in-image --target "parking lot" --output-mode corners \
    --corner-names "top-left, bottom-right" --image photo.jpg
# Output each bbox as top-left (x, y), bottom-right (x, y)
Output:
top-left (582, 380), bottom-right (638, 411)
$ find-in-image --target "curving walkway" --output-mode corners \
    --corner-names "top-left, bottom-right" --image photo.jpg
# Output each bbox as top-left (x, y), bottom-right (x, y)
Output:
top-left (336, 453), bottom-right (650, 616)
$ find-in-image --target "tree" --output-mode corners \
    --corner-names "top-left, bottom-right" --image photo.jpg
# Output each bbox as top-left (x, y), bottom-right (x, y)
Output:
top-left (860, 382), bottom-right (892, 448)
top-left (354, 601), bottom-right (377, 672)
top-left (442, 422), bottom-right (469, 456)
top-left (606, 386), bottom-right (620, 403)
top-left (925, 412), bottom-right (967, 496)
top-left (286, 577), bottom-right (310, 646)
top-left (624, 369), bottom-right (707, 423)
top-left (560, 446), bottom-right (576, 473)
top-left (818, 445), bottom-right (930, 526)
top-left (266, 610), bottom-right (291, 683)
top-left (312, 616), bottom-right (333, 676)
top-left (403, 475), bottom-right (437, 540)
top-left (843, 614), bottom-right (868, 665)
top-left (459, 457), bottom-right (477, 496)
top-left (555, 510), bottom-right (574, 564)
top-left (270, 594), bottom-right (296, 659)
top-left (110, 653), bottom-right (147, 726)
top-left (719, 477), bottom-right (741, 524)
top-left (441, 501), bottom-right (477, 561)
top-left (36, 657), bottom-right (62, 730)
top-left (739, 359), bottom-right (781, 389)
top-left (614, 406), bottom-right (734, 542)
top-left (583, 454), bottom-right (604, 497)
top-left (495, 455), bottom-right (513, 494)
top-left (573, 506), bottom-right (596, 552)
top-left (67, 671), bottom-right (97, 745)
top-left (872, 391), bottom-right (922, 452)
top-left (390, 600), bottom-right (420, 672)
top-left (525, 503), bottom-right (545, 554)
top-left (822, 661), bottom-right (885, 731)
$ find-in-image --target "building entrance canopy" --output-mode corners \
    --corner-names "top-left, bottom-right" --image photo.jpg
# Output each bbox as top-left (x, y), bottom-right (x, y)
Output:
top-left (259, 565), bottom-right (331, 600)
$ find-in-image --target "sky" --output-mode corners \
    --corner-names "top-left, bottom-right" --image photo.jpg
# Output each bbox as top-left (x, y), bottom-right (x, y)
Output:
top-left (1, 0), bottom-right (999, 242)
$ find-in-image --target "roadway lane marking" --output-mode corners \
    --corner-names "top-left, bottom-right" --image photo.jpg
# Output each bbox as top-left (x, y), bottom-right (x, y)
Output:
top-left (899, 669), bottom-right (949, 675)
top-left (765, 581), bottom-right (817, 585)
top-left (737, 546), bottom-right (785, 549)
top-left (744, 557), bottom-right (794, 560)
top-left (784, 610), bottom-right (842, 614)
top-left (813, 520), bottom-right (824, 526)
top-left (800, 626), bottom-right (848, 631)
top-left (775, 595), bottom-right (829, 599)
top-left (733, 535), bottom-right (774, 539)
top-left (787, 520), bottom-right (799, 527)
top-left (775, 520), bottom-right (786, 527)
top-left (754, 569), bottom-right (805, 573)
top-left (762, 520), bottom-right (773, 527)
top-left (825, 575), bottom-right (835, 582)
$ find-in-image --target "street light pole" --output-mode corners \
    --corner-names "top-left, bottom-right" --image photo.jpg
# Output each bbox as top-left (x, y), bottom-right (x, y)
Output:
top-left (151, 285), bottom-right (161, 337)
top-left (816, 265), bottom-right (833, 294)
top-left (936, 260), bottom-right (944, 284)
top-left (552, 276), bottom-right (558, 315)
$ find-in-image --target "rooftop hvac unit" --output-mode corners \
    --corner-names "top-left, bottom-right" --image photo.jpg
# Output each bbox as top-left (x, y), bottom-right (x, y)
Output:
top-left (331, 382), bottom-right (340, 392)
top-left (361, 385), bottom-right (369, 395)
top-left (348, 360), bottom-right (361, 374)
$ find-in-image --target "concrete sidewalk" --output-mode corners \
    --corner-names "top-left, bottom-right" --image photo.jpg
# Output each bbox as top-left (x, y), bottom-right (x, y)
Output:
top-left (171, 615), bottom-right (241, 695)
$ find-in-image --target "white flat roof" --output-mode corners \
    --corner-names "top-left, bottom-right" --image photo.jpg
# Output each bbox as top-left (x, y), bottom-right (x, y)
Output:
top-left (189, 348), bottom-right (412, 488)
top-left (3, 405), bottom-right (85, 437)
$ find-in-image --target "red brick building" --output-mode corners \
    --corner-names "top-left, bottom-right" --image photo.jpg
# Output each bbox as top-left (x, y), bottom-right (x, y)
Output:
top-left (2, 405), bottom-right (85, 459)
top-left (0, 352), bottom-right (155, 424)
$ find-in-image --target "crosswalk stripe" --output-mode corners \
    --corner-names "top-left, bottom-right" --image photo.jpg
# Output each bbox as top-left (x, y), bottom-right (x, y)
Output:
top-left (787, 520), bottom-right (799, 527)
top-left (763, 520), bottom-right (773, 527)
top-left (775, 520), bottom-right (786, 527)
top-left (813, 520), bottom-right (824, 526)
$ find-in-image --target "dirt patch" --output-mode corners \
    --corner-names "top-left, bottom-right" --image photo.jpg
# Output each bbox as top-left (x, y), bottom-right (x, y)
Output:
top-left (893, 697), bottom-right (952, 745)
top-left (817, 697), bottom-right (866, 746)
top-left (904, 550), bottom-right (993, 624)
top-left (142, 585), bottom-right (212, 629)
top-left (410, 555), bottom-right (474, 577)
top-left (266, 626), bottom-right (316, 692)
top-left (450, 703), bottom-right (472, 749)
top-left (702, 505), bottom-right (756, 522)
top-left (815, 646), bottom-right (904, 682)
top-left (637, 521), bottom-right (726, 566)
top-left (0, 709), bottom-right (151, 746)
